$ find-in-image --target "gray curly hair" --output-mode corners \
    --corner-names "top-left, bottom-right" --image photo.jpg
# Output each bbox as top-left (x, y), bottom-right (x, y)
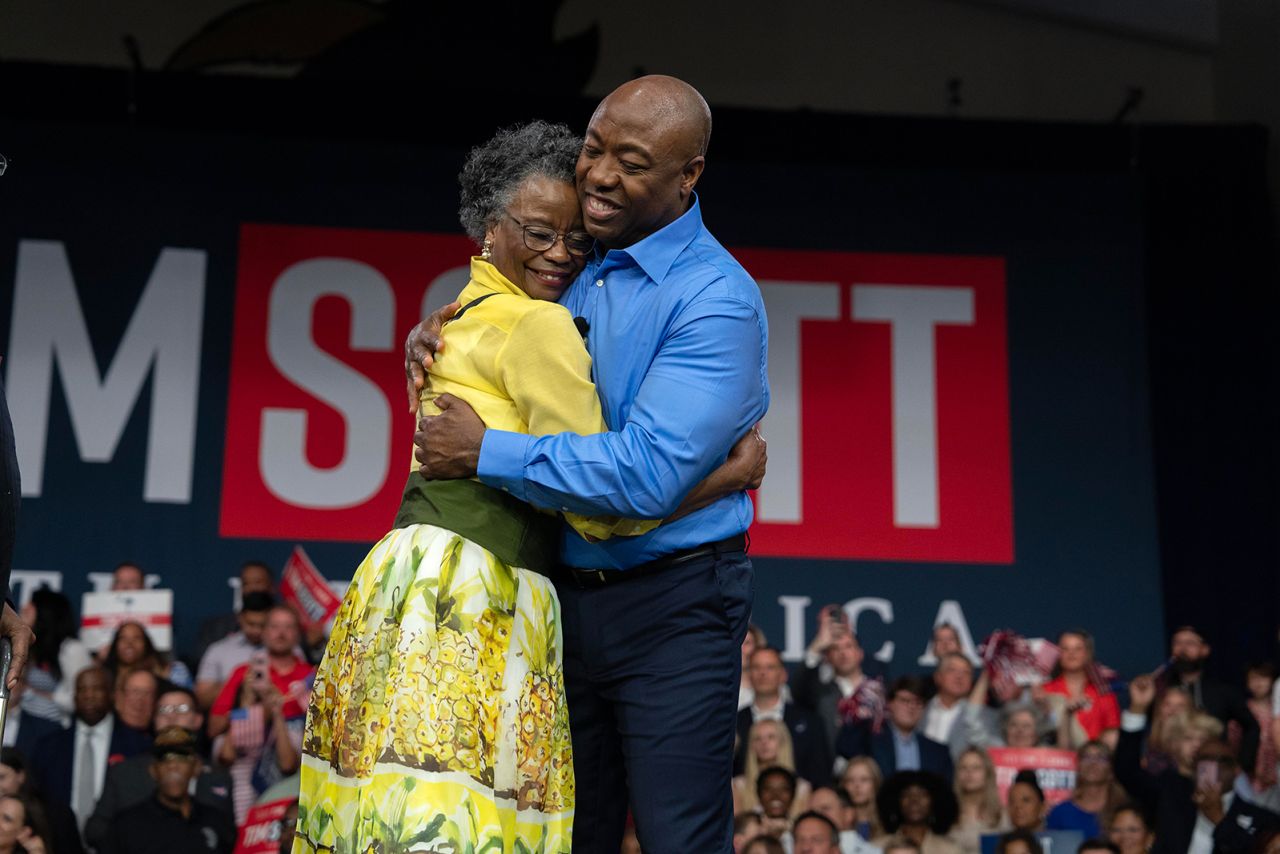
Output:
top-left (458, 120), bottom-right (582, 244)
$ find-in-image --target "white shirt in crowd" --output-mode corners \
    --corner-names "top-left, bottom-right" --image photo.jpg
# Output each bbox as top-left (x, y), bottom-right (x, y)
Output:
top-left (924, 700), bottom-right (963, 744)
top-left (1187, 791), bottom-right (1234, 854)
top-left (71, 714), bottom-right (114, 818)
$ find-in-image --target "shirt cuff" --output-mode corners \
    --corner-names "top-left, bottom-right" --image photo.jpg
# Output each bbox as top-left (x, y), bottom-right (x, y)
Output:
top-left (477, 429), bottom-right (534, 501)
top-left (1121, 710), bottom-right (1147, 732)
top-left (804, 650), bottom-right (823, 670)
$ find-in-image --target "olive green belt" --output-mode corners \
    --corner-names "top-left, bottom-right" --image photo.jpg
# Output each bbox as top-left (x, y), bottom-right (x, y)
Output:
top-left (393, 476), bottom-right (558, 573)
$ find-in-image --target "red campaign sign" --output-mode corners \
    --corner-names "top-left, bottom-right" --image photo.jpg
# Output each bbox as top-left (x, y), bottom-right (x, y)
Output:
top-left (234, 797), bottom-right (294, 854)
top-left (279, 545), bottom-right (341, 630)
top-left (220, 226), bottom-right (1012, 564)
top-left (988, 747), bottom-right (1077, 806)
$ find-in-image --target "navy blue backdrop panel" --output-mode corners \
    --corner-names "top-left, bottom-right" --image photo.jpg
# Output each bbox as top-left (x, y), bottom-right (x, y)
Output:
top-left (0, 118), bottom-right (1163, 675)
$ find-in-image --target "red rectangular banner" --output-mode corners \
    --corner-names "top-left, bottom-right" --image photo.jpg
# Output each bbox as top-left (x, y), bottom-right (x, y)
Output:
top-left (988, 746), bottom-right (1077, 806)
top-left (220, 225), bottom-right (1013, 563)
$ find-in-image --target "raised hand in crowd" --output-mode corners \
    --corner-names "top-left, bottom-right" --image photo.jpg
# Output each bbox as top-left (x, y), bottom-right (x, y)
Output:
top-left (1128, 674), bottom-right (1156, 715)
top-left (808, 604), bottom-right (851, 658)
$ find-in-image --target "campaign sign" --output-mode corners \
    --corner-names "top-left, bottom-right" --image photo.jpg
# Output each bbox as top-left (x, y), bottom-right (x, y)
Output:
top-left (80, 589), bottom-right (174, 651)
top-left (987, 746), bottom-right (1077, 806)
top-left (234, 797), bottom-right (295, 854)
top-left (279, 545), bottom-right (342, 631)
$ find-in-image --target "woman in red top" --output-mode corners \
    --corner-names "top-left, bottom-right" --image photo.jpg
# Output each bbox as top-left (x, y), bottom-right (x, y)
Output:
top-left (1040, 630), bottom-right (1120, 749)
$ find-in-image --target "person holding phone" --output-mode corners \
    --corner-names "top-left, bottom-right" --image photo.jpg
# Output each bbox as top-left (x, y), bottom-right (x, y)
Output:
top-left (794, 604), bottom-right (879, 752)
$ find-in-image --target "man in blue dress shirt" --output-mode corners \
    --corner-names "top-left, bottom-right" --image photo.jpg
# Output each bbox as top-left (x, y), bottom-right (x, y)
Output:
top-left (410, 76), bottom-right (770, 852)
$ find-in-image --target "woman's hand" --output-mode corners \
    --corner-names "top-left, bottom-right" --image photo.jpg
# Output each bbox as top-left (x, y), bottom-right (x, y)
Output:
top-left (404, 302), bottom-right (461, 413)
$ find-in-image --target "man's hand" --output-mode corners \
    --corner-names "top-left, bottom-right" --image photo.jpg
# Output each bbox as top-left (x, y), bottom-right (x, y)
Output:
top-left (807, 606), bottom-right (846, 657)
top-left (1128, 673), bottom-right (1156, 715)
top-left (0, 602), bottom-right (34, 692)
top-left (404, 301), bottom-right (461, 414)
top-left (725, 424), bottom-right (767, 491)
top-left (415, 394), bottom-right (485, 479)
top-left (1193, 778), bottom-right (1226, 824)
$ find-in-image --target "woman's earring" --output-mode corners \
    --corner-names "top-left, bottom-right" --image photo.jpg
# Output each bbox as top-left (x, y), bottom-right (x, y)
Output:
top-left (481, 238), bottom-right (493, 260)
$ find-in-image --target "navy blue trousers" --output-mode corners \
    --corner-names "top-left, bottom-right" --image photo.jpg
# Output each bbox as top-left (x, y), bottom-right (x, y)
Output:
top-left (555, 550), bottom-right (753, 853)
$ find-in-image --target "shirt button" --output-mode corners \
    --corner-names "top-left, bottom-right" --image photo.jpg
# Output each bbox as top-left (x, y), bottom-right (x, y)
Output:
top-left (595, 279), bottom-right (604, 287)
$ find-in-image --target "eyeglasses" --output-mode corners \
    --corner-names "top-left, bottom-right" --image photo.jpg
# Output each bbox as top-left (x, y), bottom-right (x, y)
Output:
top-left (157, 703), bottom-right (194, 715)
top-left (505, 214), bottom-right (595, 257)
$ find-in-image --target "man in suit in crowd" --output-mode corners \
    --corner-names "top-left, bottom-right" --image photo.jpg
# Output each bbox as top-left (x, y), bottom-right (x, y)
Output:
top-left (85, 685), bottom-right (233, 850)
top-left (793, 605), bottom-right (883, 753)
top-left (0, 375), bottom-right (35, 692)
top-left (836, 676), bottom-right (954, 781)
top-left (1163, 626), bottom-right (1259, 771)
top-left (30, 666), bottom-right (153, 830)
top-left (922, 653), bottom-right (999, 761)
top-left (735, 646), bottom-right (833, 787)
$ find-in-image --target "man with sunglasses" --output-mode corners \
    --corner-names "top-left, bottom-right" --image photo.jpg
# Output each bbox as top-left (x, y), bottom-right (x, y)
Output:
top-left (85, 686), bottom-right (233, 851)
top-left (409, 75), bottom-right (769, 852)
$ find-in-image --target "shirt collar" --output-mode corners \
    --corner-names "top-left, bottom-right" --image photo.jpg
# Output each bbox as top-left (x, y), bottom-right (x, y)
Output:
top-left (78, 714), bottom-right (113, 738)
top-left (609, 194), bottom-right (703, 285)
top-left (466, 257), bottom-right (530, 300)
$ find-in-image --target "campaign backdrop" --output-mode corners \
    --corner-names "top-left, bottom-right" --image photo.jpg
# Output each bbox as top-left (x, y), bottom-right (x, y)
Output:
top-left (0, 118), bottom-right (1164, 675)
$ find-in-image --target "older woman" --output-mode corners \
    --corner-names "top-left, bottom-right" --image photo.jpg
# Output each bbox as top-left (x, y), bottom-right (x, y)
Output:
top-left (295, 121), bottom-right (658, 854)
top-left (1046, 740), bottom-right (1128, 838)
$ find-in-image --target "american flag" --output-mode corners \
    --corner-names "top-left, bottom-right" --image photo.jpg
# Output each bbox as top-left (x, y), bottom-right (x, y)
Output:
top-left (229, 705), bottom-right (266, 751)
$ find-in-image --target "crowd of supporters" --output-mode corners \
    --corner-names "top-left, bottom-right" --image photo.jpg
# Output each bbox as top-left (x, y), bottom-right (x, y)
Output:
top-left (712, 612), bottom-right (1280, 854)
top-left (5, 560), bottom-right (1280, 854)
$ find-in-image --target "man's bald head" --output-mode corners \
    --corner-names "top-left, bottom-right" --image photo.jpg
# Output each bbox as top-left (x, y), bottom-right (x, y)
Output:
top-left (592, 75), bottom-right (712, 158)
top-left (578, 75), bottom-right (712, 248)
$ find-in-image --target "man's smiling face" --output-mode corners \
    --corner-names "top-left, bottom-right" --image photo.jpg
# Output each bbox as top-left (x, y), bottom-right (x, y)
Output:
top-left (575, 79), bottom-right (707, 250)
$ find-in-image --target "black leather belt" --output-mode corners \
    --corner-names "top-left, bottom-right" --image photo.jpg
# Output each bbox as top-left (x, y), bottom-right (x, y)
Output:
top-left (554, 533), bottom-right (747, 589)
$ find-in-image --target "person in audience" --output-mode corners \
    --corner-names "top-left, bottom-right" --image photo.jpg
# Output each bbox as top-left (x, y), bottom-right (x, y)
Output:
top-left (807, 786), bottom-right (882, 854)
top-left (1142, 686), bottom-right (1192, 774)
top-left (951, 747), bottom-right (1008, 854)
top-left (1048, 741), bottom-right (1129, 838)
top-left (734, 719), bottom-right (813, 816)
top-left (924, 655), bottom-right (998, 760)
top-left (18, 589), bottom-right (93, 725)
top-left (742, 836), bottom-right (788, 854)
top-left (102, 621), bottom-right (192, 689)
top-left (841, 756), bottom-right (885, 839)
top-left (1117, 674), bottom-right (1280, 854)
top-left (1162, 628), bottom-right (1257, 769)
top-left (0, 681), bottom-right (64, 758)
top-left (84, 686), bottom-right (233, 850)
top-left (882, 835), bottom-right (924, 854)
top-left (0, 750), bottom-right (80, 854)
top-left (735, 812), bottom-right (765, 853)
top-left (99, 727), bottom-right (236, 854)
top-left (1040, 630), bottom-right (1120, 750)
top-left (109, 563), bottom-right (145, 592)
top-left (793, 809), bottom-right (844, 854)
top-left (736, 647), bottom-right (833, 787)
top-left (113, 668), bottom-right (159, 735)
top-left (0, 793), bottom-right (51, 854)
top-left (29, 666), bottom-right (152, 833)
top-left (932, 625), bottom-right (964, 663)
top-left (994, 829), bottom-right (1043, 854)
top-left (757, 766), bottom-right (806, 836)
top-left (1106, 803), bottom-right (1155, 854)
top-left (1078, 839), bottom-right (1121, 854)
top-left (210, 605), bottom-right (311, 823)
top-left (838, 677), bottom-right (954, 781)
top-left (1007, 772), bottom-right (1047, 833)
top-left (741, 624), bottom-right (766, 711)
top-left (796, 606), bottom-right (877, 751)
top-left (193, 561), bottom-right (275, 666)
top-left (1244, 663), bottom-right (1277, 798)
top-left (872, 770), bottom-right (962, 854)
top-left (194, 590), bottom-right (273, 709)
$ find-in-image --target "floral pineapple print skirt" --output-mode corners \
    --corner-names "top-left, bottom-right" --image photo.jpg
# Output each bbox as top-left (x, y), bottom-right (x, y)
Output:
top-left (294, 524), bottom-right (573, 853)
